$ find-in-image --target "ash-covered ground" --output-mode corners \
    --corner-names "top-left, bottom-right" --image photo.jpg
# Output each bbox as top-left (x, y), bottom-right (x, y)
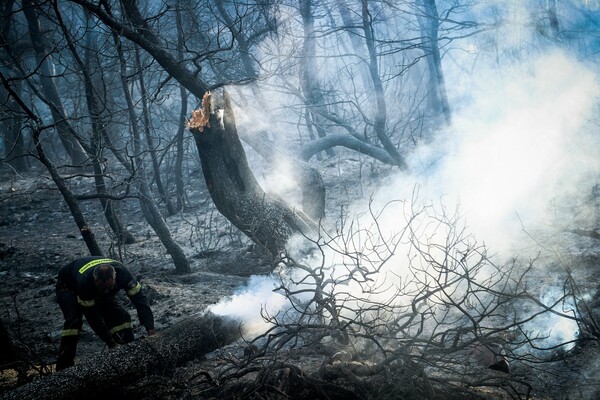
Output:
top-left (0, 157), bottom-right (379, 393)
top-left (0, 166), bottom-right (246, 375)
top-left (1, 157), bottom-right (600, 399)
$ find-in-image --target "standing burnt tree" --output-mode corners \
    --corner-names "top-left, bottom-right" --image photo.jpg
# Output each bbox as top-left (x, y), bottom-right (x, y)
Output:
top-left (60, 0), bottom-right (491, 258)
top-left (188, 91), bottom-right (316, 255)
top-left (71, 0), bottom-right (322, 257)
top-left (3, 0), bottom-right (503, 268)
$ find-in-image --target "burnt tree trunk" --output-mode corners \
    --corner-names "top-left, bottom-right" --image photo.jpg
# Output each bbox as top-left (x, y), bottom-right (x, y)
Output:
top-left (23, 0), bottom-right (89, 167)
top-left (361, 0), bottom-right (408, 170)
top-left (134, 47), bottom-right (177, 216)
top-left (189, 92), bottom-right (316, 256)
top-left (174, 6), bottom-right (188, 213)
top-left (418, 0), bottom-right (452, 125)
top-left (299, 0), bottom-right (335, 160)
top-left (2, 312), bottom-right (241, 400)
top-left (77, 0), bottom-right (317, 257)
top-left (0, 72), bottom-right (103, 256)
top-left (32, 127), bottom-right (103, 256)
top-left (113, 32), bottom-right (190, 274)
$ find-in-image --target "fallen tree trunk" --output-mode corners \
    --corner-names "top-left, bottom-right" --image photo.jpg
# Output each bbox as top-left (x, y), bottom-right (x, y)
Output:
top-left (2, 312), bottom-right (241, 400)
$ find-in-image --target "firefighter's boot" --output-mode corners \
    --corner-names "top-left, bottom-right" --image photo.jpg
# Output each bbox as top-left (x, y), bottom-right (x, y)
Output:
top-left (56, 334), bottom-right (79, 371)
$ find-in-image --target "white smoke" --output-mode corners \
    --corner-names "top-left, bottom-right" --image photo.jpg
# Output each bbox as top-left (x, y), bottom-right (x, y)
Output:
top-left (212, 0), bottom-right (600, 352)
top-left (370, 50), bottom-right (600, 350)
top-left (387, 50), bottom-right (600, 255)
top-left (209, 275), bottom-right (287, 337)
top-left (524, 287), bottom-right (580, 352)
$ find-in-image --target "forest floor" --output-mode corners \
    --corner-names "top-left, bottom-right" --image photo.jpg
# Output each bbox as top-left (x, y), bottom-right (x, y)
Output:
top-left (0, 156), bottom-right (382, 395)
top-left (1, 157), bottom-right (600, 399)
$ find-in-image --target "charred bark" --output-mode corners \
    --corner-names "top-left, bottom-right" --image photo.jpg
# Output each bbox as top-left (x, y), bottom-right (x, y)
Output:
top-left (189, 91), bottom-right (316, 256)
top-left (2, 312), bottom-right (241, 400)
top-left (174, 84), bottom-right (188, 213)
top-left (300, 132), bottom-right (396, 165)
top-left (361, 0), bottom-right (408, 171)
top-left (134, 47), bottom-right (177, 216)
top-left (418, 0), bottom-right (452, 125)
top-left (299, 0), bottom-right (335, 159)
top-left (174, 7), bottom-right (189, 213)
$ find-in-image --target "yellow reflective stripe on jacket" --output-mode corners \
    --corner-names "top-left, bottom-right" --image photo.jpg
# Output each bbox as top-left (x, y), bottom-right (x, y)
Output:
top-left (109, 322), bottom-right (133, 334)
top-left (77, 296), bottom-right (95, 307)
top-left (61, 328), bottom-right (80, 337)
top-left (127, 282), bottom-right (141, 297)
top-left (78, 258), bottom-right (114, 274)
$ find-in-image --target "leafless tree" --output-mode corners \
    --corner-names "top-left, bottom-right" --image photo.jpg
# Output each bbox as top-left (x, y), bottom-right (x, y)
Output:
top-left (52, 2), bottom-right (135, 245)
top-left (112, 32), bottom-right (191, 273)
top-left (195, 198), bottom-right (596, 399)
top-left (21, 0), bottom-right (89, 167)
top-left (0, 70), bottom-right (103, 255)
top-left (416, 0), bottom-right (452, 125)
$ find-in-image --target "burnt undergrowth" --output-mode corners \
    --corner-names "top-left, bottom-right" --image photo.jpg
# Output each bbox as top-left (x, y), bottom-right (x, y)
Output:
top-left (2, 167), bottom-right (600, 400)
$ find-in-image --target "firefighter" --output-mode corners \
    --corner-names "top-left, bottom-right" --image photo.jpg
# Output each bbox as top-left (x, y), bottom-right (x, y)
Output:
top-left (55, 256), bottom-right (156, 370)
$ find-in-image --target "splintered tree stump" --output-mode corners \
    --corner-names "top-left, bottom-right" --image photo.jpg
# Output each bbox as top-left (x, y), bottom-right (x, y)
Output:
top-left (188, 91), bottom-right (316, 256)
top-left (2, 312), bottom-right (241, 400)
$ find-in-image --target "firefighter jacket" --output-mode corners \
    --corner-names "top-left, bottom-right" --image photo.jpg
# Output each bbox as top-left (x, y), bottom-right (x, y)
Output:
top-left (57, 256), bottom-right (155, 344)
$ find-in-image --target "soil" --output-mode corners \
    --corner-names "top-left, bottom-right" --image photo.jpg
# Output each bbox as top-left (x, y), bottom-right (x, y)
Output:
top-left (1, 159), bottom-right (600, 399)
top-left (0, 157), bottom-right (381, 394)
top-left (0, 166), bottom-right (249, 378)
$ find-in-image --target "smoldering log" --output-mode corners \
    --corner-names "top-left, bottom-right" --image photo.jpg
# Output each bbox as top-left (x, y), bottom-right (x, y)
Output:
top-left (2, 312), bottom-right (241, 400)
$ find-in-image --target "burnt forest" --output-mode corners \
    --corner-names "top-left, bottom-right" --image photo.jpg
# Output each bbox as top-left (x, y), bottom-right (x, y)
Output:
top-left (2, 1), bottom-right (600, 399)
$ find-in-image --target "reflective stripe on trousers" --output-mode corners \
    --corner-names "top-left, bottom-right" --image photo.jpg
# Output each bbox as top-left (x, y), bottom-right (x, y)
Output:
top-left (109, 322), bottom-right (133, 335)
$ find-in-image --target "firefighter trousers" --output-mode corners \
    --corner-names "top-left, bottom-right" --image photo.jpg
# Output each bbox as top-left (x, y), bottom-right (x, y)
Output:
top-left (55, 286), bottom-right (134, 370)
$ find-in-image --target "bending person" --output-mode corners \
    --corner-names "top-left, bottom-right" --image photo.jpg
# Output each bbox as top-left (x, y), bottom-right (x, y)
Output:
top-left (55, 256), bottom-right (156, 370)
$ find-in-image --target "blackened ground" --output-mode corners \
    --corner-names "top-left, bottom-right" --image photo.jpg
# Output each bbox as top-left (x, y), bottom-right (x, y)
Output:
top-left (0, 166), bottom-right (253, 391)
top-left (0, 158), bottom-right (372, 394)
top-left (1, 160), bottom-right (600, 399)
